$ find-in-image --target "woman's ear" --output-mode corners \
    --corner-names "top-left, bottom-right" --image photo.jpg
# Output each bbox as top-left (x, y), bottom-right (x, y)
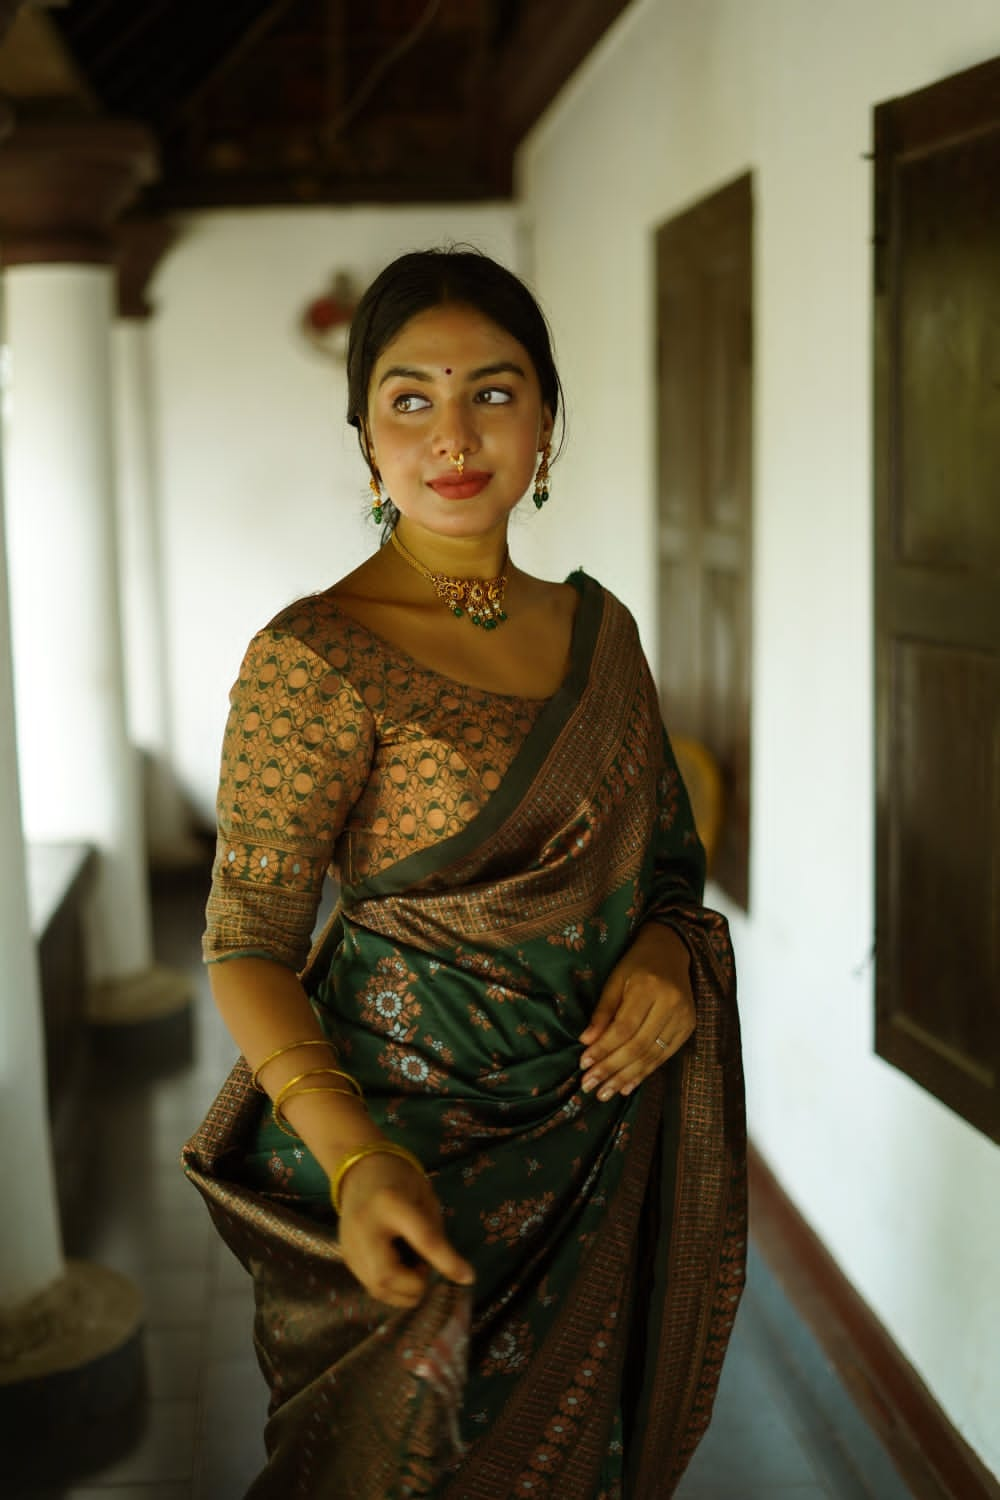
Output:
top-left (539, 405), bottom-right (555, 451)
top-left (361, 422), bottom-right (378, 476)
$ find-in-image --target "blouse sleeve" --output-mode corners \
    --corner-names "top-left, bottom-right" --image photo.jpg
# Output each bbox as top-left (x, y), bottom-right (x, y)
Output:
top-left (203, 625), bottom-right (375, 970)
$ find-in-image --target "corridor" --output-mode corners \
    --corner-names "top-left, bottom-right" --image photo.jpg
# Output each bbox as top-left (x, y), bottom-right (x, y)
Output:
top-left (15, 868), bottom-right (912, 1500)
top-left (2, 6), bottom-right (999, 1498)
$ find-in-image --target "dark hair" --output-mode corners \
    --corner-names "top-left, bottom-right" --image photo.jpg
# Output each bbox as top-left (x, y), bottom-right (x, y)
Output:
top-left (346, 246), bottom-right (564, 468)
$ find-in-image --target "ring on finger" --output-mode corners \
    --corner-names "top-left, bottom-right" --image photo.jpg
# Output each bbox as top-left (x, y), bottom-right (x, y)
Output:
top-left (654, 1036), bottom-right (669, 1051)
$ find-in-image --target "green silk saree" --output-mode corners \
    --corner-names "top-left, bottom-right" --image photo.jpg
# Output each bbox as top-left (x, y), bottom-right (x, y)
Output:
top-left (184, 573), bottom-right (746, 1499)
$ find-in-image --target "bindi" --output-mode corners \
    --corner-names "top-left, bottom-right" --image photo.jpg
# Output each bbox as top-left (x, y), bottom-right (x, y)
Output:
top-left (444, 367), bottom-right (452, 374)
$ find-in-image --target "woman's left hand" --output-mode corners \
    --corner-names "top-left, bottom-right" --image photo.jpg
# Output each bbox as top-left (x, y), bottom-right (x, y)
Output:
top-left (578, 923), bottom-right (695, 1101)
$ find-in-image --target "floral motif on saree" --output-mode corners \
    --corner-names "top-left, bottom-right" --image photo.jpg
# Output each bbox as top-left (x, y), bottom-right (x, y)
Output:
top-left (185, 572), bottom-right (746, 1499)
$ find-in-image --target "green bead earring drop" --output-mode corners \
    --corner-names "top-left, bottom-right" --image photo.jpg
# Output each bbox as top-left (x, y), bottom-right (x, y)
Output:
top-left (533, 443), bottom-right (551, 510)
top-left (369, 474), bottom-right (384, 525)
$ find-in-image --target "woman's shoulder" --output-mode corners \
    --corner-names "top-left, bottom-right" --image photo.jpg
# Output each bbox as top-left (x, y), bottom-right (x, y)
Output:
top-left (565, 568), bottom-right (640, 639)
top-left (257, 586), bottom-right (381, 662)
top-left (233, 587), bottom-right (391, 704)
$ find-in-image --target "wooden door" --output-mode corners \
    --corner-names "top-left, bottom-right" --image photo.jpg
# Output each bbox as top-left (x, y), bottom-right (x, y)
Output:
top-left (874, 57), bottom-right (1000, 1142)
top-left (656, 174), bottom-right (753, 908)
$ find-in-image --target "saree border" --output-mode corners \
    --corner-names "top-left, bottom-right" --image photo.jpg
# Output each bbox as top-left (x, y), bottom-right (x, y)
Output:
top-left (341, 593), bottom-right (664, 953)
top-left (339, 570), bottom-right (602, 903)
top-left (441, 1070), bottom-right (669, 1499)
top-left (628, 912), bottom-right (747, 1496)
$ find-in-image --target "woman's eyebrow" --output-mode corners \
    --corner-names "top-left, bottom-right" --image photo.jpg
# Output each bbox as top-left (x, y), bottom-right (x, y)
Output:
top-left (467, 361), bottom-right (526, 381)
top-left (377, 359), bottom-right (527, 389)
top-left (377, 364), bottom-right (432, 388)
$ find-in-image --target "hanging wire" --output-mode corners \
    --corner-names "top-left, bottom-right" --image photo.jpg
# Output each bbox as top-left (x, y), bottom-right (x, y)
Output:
top-left (326, 0), bottom-right (443, 142)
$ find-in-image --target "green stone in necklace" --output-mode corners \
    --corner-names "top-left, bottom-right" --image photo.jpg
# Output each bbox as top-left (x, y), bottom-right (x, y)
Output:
top-left (390, 529), bottom-right (509, 630)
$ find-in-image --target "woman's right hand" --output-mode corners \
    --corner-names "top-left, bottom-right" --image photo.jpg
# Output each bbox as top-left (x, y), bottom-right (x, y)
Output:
top-left (335, 1152), bottom-right (475, 1308)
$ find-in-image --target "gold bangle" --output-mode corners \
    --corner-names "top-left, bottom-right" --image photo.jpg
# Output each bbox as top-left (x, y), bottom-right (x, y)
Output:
top-left (272, 1068), bottom-right (363, 1113)
top-left (329, 1142), bottom-right (427, 1215)
top-left (252, 1037), bottom-right (338, 1091)
top-left (273, 1086), bottom-right (364, 1138)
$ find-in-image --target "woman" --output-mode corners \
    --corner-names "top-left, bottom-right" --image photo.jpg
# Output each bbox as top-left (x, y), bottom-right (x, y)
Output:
top-left (184, 247), bottom-right (746, 1499)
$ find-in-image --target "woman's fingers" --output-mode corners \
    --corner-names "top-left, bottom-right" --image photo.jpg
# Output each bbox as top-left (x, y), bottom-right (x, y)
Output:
top-left (578, 971), bottom-right (625, 1047)
top-left (388, 1200), bottom-right (476, 1288)
top-left (339, 1179), bottom-right (474, 1308)
top-left (580, 974), bottom-right (656, 1078)
top-left (359, 1235), bottom-right (428, 1307)
top-left (338, 1211), bottom-right (420, 1306)
top-left (581, 1004), bottom-right (661, 1098)
top-left (580, 974), bottom-right (694, 1100)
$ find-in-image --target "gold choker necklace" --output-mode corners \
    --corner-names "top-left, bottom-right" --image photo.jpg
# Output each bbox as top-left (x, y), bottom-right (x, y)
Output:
top-left (390, 529), bottom-right (508, 630)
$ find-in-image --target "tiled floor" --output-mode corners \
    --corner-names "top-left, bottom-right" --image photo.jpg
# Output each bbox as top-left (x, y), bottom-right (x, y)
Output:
top-left (18, 869), bottom-right (914, 1499)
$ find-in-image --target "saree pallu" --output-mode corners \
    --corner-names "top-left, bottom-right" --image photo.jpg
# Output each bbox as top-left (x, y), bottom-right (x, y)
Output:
top-left (184, 583), bottom-right (746, 1499)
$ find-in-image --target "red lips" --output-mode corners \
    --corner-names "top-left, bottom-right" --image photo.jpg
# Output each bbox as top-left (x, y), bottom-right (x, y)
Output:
top-left (427, 471), bottom-right (491, 499)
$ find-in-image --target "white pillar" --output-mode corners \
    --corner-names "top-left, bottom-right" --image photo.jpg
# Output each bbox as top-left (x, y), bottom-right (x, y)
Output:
top-left (1, 389), bottom-right (142, 1409)
top-left (0, 121), bottom-right (190, 1027)
top-left (0, 473), bottom-right (63, 1307)
top-left (0, 116), bottom-right (144, 1451)
top-left (4, 264), bottom-right (154, 991)
top-left (113, 313), bottom-right (202, 868)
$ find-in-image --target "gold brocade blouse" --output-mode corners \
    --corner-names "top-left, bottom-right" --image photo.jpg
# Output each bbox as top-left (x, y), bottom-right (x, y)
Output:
top-left (203, 591), bottom-right (546, 970)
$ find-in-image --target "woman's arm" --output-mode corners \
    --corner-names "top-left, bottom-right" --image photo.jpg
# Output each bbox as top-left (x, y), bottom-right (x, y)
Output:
top-left (205, 626), bottom-right (473, 1305)
top-left (211, 956), bottom-right (474, 1305)
top-left (209, 957), bottom-right (380, 1168)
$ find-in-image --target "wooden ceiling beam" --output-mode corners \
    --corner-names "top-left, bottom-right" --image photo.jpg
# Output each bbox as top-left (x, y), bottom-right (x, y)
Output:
top-left (24, 0), bottom-right (634, 210)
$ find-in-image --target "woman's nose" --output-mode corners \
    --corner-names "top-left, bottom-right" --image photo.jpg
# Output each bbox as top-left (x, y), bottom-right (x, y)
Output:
top-left (433, 400), bottom-right (478, 457)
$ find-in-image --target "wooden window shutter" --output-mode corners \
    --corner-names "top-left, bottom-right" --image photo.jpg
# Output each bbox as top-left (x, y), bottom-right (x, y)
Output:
top-left (873, 56), bottom-right (1000, 1142)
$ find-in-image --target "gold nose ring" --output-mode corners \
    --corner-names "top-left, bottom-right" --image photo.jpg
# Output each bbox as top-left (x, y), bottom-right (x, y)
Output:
top-left (448, 451), bottom-right (465, 475)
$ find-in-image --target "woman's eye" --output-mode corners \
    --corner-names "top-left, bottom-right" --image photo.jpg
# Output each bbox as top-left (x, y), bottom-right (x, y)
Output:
top-left (476, 387), bottom-right (513, 405)
top-left (392, 392), bottom-right (431, 413)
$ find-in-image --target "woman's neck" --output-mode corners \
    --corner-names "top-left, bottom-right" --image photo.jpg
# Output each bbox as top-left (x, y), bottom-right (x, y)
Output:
top-left (391, 518), bottom-right (509, 578)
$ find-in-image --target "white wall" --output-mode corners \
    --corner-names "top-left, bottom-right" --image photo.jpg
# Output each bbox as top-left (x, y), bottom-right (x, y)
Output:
top-left (519, 0), bottom-right (1000, 1476)
top-left (151, 205), bottom-right (520, 823)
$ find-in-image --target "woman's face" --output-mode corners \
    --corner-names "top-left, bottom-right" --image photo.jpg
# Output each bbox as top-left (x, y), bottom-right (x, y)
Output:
top-left (365, 302), bottom-right (553, 540)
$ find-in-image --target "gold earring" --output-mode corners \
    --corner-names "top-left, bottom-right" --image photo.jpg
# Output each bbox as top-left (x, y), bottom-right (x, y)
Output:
top-left (369, 473), bottom-right (384, 525)
top-left (533, 443), bottom-right (551, 510)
